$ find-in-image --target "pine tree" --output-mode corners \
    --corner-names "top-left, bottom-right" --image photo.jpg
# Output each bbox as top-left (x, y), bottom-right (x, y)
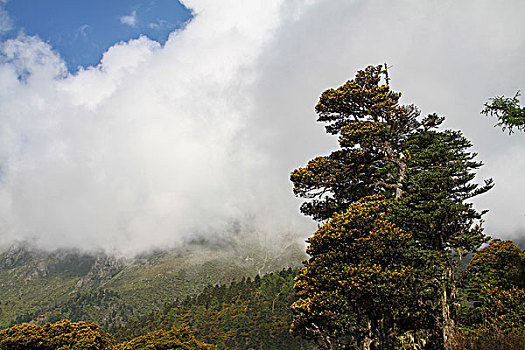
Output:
top-left (291, 64), bottom-right (492, 348)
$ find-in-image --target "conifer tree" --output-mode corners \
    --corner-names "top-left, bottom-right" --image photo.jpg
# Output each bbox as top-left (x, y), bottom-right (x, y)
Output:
top-left (291, 64), bottom-right (492, 348)
top-left (391, 115), bottom-right (493, 345)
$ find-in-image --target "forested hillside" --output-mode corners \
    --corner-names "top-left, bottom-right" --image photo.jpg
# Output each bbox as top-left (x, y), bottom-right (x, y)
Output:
top-left (113, 268), bottom-right (312, 349)
top-left (0, 237), bottom-right (305, 329)
top-left (0, 268), bottom-right (312, 349)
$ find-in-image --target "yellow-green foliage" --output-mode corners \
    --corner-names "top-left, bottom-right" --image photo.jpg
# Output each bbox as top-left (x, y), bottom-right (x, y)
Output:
top-left (339, 121), bottom-right (385, 149)
top-left (315, 65), bottom-right (404, 134)
top-left (468, 239), bottom-right (525, 289)
top-left (291, 64), bottom-right (421, 222)
top-left (0, 320), bottom-right (215, 350)
top-left (475, 285), bottom-right (525, 330)
top-left (115, 327), bottom-right (215, 350)
top-left (291, 196), bottom-right (424, 349)
top-left (0, 319), bottom-right (114, 350)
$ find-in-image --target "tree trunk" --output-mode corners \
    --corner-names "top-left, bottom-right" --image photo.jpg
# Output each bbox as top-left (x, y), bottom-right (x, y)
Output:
top-left (440, 266), bottom-right (455, 349)
top-left (363, 320), bottom-right (373, 350)
top-left (378, 315), bottom-right (395, 350)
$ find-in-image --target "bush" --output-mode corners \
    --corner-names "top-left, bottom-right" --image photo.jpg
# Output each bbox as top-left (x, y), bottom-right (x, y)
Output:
top-left (0, 319), bottom-right (114, 350)
top-left (449, 326), bottom-right (525, 350)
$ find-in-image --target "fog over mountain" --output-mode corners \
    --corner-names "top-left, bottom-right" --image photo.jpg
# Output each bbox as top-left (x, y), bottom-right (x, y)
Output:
top-left (0, 0), bottom-right (524, 255)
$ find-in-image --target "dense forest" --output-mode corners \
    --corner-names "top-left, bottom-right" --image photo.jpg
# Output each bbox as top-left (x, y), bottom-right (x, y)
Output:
top-left (1, 65), bottom-right (524, 349)
top-left (112, 268), bottom-right (311, 349)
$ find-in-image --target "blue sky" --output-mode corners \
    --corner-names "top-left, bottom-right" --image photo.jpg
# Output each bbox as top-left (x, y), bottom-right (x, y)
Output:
top-left (1, 0), bottom-right (192, 71)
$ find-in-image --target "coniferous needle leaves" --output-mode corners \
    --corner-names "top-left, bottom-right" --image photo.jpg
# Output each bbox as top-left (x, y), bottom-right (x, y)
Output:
top-left (291, 64), bottom-right (497, 349)
top-left (482, 91), bottom-right (525, 134)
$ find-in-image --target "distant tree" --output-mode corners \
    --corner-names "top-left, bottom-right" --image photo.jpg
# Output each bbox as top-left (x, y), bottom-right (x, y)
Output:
top-left (482, 91), bottom-right (525, 133)
top-left (112, 268), bottom-right (311, 350)
top-left (464, 239), bottom-right (525, 331)
top-left (0, 319), bottom-right (114, 350)
top-left (115, 326), bottom-right (215, 350)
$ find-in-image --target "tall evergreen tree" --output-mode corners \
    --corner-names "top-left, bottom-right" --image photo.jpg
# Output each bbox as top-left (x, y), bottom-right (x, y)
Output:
top-left (291, 64), bottom-right (492, 348)
top-left (391, 115), bottom-right (493, 345)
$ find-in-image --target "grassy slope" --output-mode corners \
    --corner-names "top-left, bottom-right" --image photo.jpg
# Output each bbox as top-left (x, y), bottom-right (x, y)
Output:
top-left (0, 238), bottom-right (305, 329)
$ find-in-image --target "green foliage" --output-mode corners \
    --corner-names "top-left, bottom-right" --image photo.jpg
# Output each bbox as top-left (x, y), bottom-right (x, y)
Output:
top-left (0, 243), bottom-right (303, 330)
top-left (393, 118), bottom-right (493, 253)
top-left (482, 91), bottom-right (525, 133)
top-left (0, 319), bottom-right (114, 350)
top-left (114, 268), bottom-right (312, 350)
top-left (36, 289), bottom-right (134, 328)
top-left (389, 114), bottom-right (493, 349)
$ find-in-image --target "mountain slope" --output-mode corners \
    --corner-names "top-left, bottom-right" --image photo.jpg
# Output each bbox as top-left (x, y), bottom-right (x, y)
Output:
top-left (0, 236), bottom-right (306, 329)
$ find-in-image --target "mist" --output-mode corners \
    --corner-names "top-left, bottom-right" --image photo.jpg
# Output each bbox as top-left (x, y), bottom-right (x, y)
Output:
top-left (0, 0), bottom-right (524, 255)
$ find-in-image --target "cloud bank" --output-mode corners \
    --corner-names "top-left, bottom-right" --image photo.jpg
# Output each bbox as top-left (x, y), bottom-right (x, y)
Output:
top-left (0, 0), bottom-right (524, 254)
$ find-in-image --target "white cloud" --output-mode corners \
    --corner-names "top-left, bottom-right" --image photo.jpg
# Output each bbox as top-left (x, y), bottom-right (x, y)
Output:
top-left (120, 10), bottom-right (137, 27)
top-left (0, 0), bottom-right (301, 255)
top-left (248, 0), bottom-right (525, 241)
top-left (148, 19), bottom-right (172, 30)
top-left (0, 7), bottom-right (12, 34)
top-left (0, 0), bottom-right (524, 255)
top-left (76, 24), bottom-right (89, 38)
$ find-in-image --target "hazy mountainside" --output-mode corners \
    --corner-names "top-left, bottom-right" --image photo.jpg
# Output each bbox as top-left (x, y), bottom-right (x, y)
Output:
top-left (0, 235), bottom-right (306, 329)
